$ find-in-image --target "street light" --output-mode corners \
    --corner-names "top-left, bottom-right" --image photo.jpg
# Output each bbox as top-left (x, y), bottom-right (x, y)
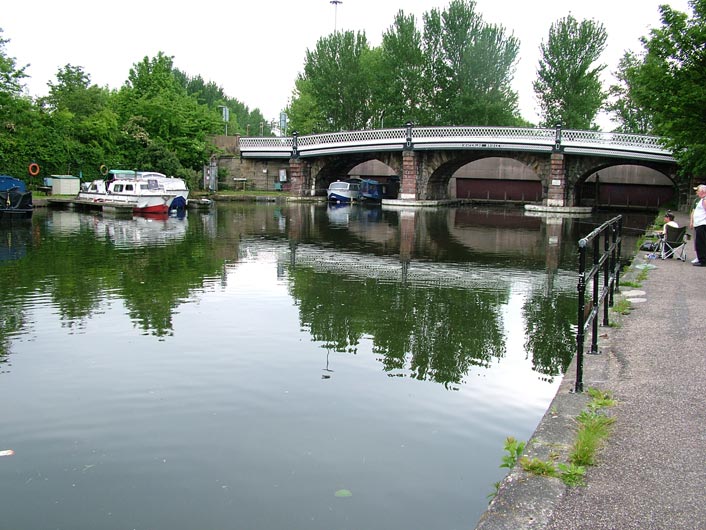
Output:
top-left (330, 0), bottom-right (342, 32)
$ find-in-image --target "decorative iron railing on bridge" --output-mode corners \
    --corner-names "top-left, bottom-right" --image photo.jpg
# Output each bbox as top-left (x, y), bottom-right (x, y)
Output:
top-left (238, 125), bottom-right (673, 162)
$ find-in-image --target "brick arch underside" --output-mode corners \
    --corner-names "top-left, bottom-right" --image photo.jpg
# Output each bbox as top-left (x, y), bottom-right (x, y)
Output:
top-left (310, 153), bottom-right (403, 196)
top-left (420, 151), bottom-right (548, 201)
top-left (566, 156), bottom-right (679, 208)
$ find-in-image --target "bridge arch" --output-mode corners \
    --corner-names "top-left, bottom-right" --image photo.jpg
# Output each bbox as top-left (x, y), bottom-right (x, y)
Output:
top-left (564, 157), bottom-right (680, 209)
top-left (573, 161), bottom-right (682, 209)
top-left (308, 153), bottom-right (403, 196)
top-left (413, 150), bottom-right (550, 201)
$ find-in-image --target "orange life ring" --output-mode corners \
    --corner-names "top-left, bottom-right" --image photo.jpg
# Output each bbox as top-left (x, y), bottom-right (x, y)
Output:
top-left (28, 163), bottom-right (40, 176)
top-left (100, 164), bottom-right (108, 175)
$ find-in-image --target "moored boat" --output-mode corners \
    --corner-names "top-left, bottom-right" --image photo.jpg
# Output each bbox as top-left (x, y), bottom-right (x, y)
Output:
top-left (359, 177), bottom-right (400, 202)
top-left (327, 179), bottom-right (360, 203)
top-left (77, 169), bottom-right (189, 214)
top-left (0, 175), bottom-right (33, 220)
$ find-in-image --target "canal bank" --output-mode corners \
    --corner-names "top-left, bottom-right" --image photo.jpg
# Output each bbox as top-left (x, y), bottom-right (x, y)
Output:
top-left (475, 211), bottom-right (706, 529)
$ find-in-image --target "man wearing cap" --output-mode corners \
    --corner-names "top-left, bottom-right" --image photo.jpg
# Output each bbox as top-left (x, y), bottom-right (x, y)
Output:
top-left (690, 184), bottom-right (706, 266)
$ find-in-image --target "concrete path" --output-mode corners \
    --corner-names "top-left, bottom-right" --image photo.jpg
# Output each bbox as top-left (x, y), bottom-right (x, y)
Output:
top-left (476, 212), bottom-right (706, 530)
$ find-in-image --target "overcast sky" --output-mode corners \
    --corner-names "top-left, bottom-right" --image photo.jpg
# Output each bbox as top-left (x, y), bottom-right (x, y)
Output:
top-left (2, 0), bottom-right (692, 130)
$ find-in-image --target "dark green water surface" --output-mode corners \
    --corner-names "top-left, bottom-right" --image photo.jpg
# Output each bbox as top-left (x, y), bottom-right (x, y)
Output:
top-left (0, 203), bottom-right (651, 530)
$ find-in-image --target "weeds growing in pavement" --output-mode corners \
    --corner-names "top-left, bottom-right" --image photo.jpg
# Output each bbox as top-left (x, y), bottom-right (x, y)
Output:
top-left (611, 298), bottom-right (632, 315)
top-left (494, 388), bottom-right (616, 492)
top-left (500, 437), bottom-right (525, 469)
top-left (519, 456), bottom-right (557, 477)
top-left (569, 388), bottom-right (616, 468)
top-left (636, 268), bottom-right (649, 283)
top-left (556, 463), bottom-right (586, 486)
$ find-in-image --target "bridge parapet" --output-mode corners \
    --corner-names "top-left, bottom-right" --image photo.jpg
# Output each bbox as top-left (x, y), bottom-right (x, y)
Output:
top-left (239, 126), bottom-right (673, 162)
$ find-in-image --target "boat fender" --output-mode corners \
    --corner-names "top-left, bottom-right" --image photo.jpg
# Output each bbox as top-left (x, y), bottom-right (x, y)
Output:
top-left (100, 164), bottom-right (108, 175)
top-left (28, 163), bottom-right (40, 176)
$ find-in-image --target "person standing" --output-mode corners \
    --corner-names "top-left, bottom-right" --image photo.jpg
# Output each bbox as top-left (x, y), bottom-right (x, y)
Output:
top-left (690, 184), bottom-right (706, 266)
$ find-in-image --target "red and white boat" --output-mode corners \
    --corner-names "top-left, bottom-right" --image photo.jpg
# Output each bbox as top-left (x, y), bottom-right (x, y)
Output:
top-left (78, 169), bottom-right (189, 214)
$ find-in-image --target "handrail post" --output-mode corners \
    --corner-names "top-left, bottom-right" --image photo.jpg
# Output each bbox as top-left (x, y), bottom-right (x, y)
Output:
top-left (575, 239), bottom-right (587, 393)
top-left (590, 236), bottom-right (600, 355)
top-left (615, 217), bottom-right (623, 293)
top-left (603, 226), bottom-right (611, 326)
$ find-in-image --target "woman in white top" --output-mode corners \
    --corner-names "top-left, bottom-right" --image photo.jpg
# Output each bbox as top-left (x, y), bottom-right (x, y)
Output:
top-left (689, 184), bottom-right (706, 266)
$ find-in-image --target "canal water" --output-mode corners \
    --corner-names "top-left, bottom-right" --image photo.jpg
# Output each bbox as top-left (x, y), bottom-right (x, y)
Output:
top-left (0, 203), bottom-right (652, 530)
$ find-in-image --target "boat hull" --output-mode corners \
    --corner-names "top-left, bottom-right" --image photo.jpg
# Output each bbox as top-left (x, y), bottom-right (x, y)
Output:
top-left (76, 192), bottom-right (183, 214)
top-left (0, 189), bottom-right (33, 220)
top-left (327, 192), bottom-right (358, 203)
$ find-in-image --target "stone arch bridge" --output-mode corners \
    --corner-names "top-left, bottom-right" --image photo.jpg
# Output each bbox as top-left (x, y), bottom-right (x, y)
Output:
top-left (226, 124), bottom-right (680, 207)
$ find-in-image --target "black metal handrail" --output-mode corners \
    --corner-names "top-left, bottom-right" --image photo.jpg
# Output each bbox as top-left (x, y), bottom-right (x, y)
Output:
top-left (575, 215), bottom-right (623, 392)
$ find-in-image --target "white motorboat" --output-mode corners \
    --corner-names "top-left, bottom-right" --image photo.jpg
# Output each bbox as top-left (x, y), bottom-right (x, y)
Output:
top-left (327, 179), bottom-right (360, 203)
top-left (78, 169), bottom-right (189, 214)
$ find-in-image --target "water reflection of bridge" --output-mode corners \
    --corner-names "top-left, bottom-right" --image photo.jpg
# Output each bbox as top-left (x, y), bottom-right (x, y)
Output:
top-left (236, 238), bottom-right (578, 293)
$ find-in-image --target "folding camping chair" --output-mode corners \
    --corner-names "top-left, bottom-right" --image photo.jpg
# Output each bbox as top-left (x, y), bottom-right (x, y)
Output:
top-left (660, 224), bottom-right (688, 261)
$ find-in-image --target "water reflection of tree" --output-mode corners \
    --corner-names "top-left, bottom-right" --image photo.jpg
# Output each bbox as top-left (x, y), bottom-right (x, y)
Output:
top-left (1, 219), bottom-right (225, 338)
top-left (290, 268), bottom-right (507, 387)
top-left (522, 287), bottom-right (577, 381)
top-left (0, 302), bottom-right (25, 360)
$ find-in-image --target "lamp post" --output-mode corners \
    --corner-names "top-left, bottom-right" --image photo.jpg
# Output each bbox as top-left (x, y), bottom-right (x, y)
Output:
top-left (330, 0), bottom-right (342, 32)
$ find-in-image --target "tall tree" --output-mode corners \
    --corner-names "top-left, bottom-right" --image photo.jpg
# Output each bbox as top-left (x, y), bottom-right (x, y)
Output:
top-left (286, 77), bottom-right (327, 134)
top-left (375, 11), bottom-right (426, 127)
top-left (533, 14), bottom-right (607, 129)
top-left (605, 52), bottom-right (655, 134)
top-left (294, 30), bottom-right (374, 132)
top-left (115, 52), bottom-right (220, 178)
top-left (289, 1), bottom-right (522, 132)
top-left (628, 0), bottom-right (706, 177)
top-left (0, 28), bottom-right (44, 179)
top-left (174, 70), bottom-right (273, 137)
top-left (422, 0), bottom-right (521, 126)
top-left (38, 65), bottom-right (120, 176)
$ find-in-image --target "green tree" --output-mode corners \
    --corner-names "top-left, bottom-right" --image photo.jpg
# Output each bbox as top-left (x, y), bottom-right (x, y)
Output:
top-left (628, 1), bottom-right (706, 176)
top-left (293, 30), bottom-right (374, 133)
top-left (115, 52), bottom-right (220, 180)
top-left (0, 28), bottom-right (27, 97)
top-left (289, 1), bottom-right (522, 132)
top-left (422, 0), bottom-right (521, 126)
top-left (606, 52), bottom-right (654, 134)
top-left (375, 11), bottom-right (427, 127)
top-left (533, 14), bottom-right (607, 129)
top-left (38, 65), bottom-right (120, 176)
top-left (0, 28), bottom-right (37, 178)
top-left (174, 70), bottom-right (274, 137)
top-left (287, 77), bottom-right (327, 134)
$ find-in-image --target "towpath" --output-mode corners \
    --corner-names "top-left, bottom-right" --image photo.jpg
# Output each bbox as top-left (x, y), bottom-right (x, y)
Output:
top-left (476, 211), bottom-right (706, 530)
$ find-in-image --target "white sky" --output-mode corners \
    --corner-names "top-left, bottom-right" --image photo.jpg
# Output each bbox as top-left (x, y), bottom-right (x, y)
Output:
top-left (2, 0), bottom-right (692, 130)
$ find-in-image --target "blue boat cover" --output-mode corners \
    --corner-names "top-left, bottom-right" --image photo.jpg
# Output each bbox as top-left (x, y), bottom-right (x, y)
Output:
top-left (0, 175), bottom-right (27, 192)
